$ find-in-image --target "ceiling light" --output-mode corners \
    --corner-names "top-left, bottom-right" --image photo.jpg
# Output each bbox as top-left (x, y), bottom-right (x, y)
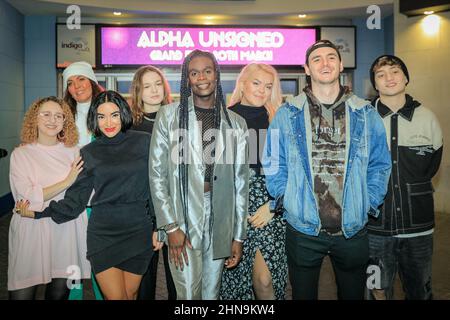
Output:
top-left (298, 14), bottom-right (307, 18)
top-left (422, 14), bottom-right (440, 35)
top-left (113, 12), bottom-right (122, 16)
top-left (424, 11), bottom-right (434, 15)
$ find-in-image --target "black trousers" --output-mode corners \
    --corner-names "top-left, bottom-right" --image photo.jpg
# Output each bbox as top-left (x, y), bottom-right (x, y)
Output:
top-left (137, 244), bottom-right (176, 300)
top-left (286, 223), bottom-right (369, 300)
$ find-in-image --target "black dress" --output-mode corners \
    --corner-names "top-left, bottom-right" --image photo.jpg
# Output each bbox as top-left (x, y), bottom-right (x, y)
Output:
top-left (132, 111), bottom-right (177, 300)
top-left (35, 130), bottom-right (154, 275)
top-left (132, 112), bottom-right (157, 133)
top-left (220, 103), bottom-right (287, 300)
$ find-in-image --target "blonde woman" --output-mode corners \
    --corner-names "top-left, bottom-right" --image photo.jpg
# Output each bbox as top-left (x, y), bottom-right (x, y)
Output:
top-left (8, 97), bottom-right (90, 299)
top-left (220, 63), bottom-right (287, 300)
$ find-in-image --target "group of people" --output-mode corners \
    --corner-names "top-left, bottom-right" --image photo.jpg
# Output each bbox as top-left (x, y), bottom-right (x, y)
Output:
top-left (8, 39), bottom-right (442, 300)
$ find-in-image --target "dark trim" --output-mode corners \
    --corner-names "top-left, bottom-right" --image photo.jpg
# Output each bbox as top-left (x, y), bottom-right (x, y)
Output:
top-left (0, 192), bottom-right (14, 218)
top-left (399, 0), bottom-right (450, 17)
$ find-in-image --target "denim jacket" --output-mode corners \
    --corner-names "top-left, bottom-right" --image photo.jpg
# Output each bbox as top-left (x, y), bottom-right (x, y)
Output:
top-left (262, 92), bottom-right (391, 239)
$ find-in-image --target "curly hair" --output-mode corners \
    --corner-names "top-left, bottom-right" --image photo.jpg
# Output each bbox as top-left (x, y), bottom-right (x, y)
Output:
top-left (228, 63), bottom-right (283, 122)
top-left (129, 65), bottom-right (173, 125)
top-left (21, 96), bottom-right (79, 147)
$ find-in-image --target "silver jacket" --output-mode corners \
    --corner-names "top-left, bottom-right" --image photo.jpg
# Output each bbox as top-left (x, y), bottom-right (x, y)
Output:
top-left (149, 97), bottom-right (249, 259)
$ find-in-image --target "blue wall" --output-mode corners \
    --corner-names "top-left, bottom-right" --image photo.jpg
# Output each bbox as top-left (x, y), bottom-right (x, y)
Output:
top-left (0, 0), bottom-right (24, 214)
top-left (0, 6), bottom-right (56, 215)
top-left (384, 14), bottom-right (394, 57)
top-left (352, 15), bottom-right (394, 99)
top-left (25, 16), bottom-right (57, 108)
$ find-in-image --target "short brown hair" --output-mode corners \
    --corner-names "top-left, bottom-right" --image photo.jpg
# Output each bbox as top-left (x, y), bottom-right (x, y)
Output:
top-left (370, 55), bottom-right (410, 90)
top-left (21, 96), bottom-right (78, 147)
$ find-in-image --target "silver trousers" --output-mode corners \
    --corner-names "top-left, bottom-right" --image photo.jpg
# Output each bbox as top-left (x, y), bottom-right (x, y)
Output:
top-left (169, 192), bottom-right (225, 300)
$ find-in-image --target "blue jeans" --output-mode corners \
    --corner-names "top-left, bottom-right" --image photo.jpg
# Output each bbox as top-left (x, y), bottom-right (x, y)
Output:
top-left (367, 233), bottom-right (433, 300)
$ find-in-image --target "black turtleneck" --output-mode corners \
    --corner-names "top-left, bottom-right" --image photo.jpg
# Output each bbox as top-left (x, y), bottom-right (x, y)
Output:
top-left (229, 103), bottom-right (269, 170)
top-left (35, 130), bottom-right (153, 259)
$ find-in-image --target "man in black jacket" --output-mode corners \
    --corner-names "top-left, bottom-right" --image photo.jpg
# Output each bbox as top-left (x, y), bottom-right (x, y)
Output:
top-left (367, 55), bottom-right (443, 300)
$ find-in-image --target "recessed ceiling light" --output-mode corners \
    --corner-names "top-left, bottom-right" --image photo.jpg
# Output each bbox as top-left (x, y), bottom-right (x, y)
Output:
top-left (424, 11), bottom-right (434, 15)
top-left (205, 16), bottom-right (213, 20)
top-left (113, 12), bottom-right (122, 16)
top-left (298, 14), bottom-right (307, 18)
top-left (422, 14), bottom-right (440, 35)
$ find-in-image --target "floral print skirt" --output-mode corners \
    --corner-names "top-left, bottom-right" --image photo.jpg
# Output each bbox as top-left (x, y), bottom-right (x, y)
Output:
top-left (220, 170), bottom-right (287, 300)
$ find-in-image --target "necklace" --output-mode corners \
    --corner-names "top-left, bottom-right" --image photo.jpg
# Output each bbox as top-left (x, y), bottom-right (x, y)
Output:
top-left (143, 115), bottom-right (155, 122)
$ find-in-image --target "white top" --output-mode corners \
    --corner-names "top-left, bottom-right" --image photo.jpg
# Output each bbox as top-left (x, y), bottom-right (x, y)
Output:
top-left (75, 101), bottom-right (92, 147)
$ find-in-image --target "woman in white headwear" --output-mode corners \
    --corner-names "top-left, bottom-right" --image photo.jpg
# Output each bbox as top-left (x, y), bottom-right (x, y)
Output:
top-left (62, 61), bottom-right (103, 147)
top-left (62, 61), bottom-right (104, 299)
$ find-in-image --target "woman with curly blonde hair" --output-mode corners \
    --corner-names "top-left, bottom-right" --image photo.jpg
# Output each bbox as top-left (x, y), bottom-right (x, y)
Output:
top-left (8, 96), bottom-right (91, 300)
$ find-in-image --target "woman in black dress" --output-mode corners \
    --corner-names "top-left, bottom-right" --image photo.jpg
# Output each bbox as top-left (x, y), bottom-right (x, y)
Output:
top-left (16, 91), bottom-right (154, 300)
top-left (220, 63), bottom-right (287, 300)
top-left (129, 65), bottom-right (177, 300)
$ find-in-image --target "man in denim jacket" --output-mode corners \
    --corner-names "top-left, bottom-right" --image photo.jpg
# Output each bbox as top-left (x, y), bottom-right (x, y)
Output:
top-left (262, 40), bottom-right (391, 299)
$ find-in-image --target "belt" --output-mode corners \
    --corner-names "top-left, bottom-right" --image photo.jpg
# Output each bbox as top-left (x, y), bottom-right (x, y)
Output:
top-left (320, 229), bottom-right (343, 236)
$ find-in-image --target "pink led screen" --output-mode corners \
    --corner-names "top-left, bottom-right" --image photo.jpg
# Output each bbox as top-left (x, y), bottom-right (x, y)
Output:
top-left (100, 26), bottom-right (317, 66)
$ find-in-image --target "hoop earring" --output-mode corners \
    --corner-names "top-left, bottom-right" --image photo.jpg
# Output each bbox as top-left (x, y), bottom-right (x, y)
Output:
top-left (57, 130), bottom-right (65, 140)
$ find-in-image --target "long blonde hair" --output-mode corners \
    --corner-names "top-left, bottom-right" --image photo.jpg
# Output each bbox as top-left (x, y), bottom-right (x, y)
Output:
top-left (228, 63), bottom-right (282, 122)
top-left (129, 65), bottom-right (173, 125)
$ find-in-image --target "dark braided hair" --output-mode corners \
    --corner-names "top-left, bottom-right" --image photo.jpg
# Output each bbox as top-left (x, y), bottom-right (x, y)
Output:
top-left (178, 50), bottom-right (232, 242)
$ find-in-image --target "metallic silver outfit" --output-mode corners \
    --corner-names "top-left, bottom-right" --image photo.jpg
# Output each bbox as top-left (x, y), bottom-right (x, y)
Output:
top-left (149, 97), bottom-right (249, 299)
